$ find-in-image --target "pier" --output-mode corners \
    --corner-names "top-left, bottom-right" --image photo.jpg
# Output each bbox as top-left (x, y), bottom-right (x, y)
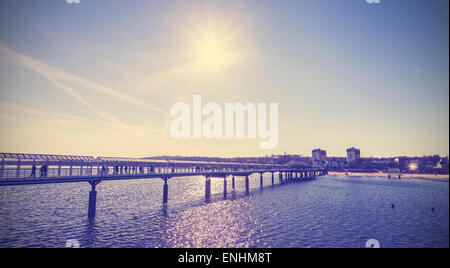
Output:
top-left (0, 152), bottom-right (327, 218)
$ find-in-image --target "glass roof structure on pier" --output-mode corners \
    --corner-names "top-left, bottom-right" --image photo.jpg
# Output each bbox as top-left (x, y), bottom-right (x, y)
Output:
top-left (1, 153), bottom-right (284, 168)
top-left (0, 153), bottom-right (95, 161)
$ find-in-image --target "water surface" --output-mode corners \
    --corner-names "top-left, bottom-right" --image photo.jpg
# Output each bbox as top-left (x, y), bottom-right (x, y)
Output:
top-left (0, 175), bottom-right (448, 248)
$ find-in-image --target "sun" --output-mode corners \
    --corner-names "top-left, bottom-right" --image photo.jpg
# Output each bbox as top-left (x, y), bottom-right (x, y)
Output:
top-left (409, 163), bottom-right (418, 171)
top-left (178, 11), bottom-right (245, 74)
top-left (195, 33), bottom-right (231, 71)
top-left (168, 5), bottom-right (253, 76)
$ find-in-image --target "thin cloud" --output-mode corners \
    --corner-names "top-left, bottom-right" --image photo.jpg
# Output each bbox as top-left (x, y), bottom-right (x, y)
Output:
top-left (0, 42), bottom-right (168, 116)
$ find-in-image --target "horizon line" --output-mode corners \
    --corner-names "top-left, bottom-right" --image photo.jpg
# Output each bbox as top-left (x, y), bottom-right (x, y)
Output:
top-left (1, 151), bottom-right (448, 160)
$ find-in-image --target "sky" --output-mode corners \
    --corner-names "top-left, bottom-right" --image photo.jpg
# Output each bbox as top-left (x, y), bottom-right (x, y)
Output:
top-left (0, 0), bottom-right (448, 158)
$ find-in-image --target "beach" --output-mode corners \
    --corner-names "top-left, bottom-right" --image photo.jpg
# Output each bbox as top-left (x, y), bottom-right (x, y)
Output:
top-left (328, 171), bottom-right (449, 182)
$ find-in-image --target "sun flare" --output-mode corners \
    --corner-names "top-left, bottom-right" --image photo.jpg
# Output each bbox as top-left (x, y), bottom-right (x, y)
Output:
top-left (194, 33), bottom-right (231, 71)
top-left (177, 9), bottom-right (248, 75)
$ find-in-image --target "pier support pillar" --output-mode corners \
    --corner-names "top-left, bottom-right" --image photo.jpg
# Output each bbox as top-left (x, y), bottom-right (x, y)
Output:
top-left (205, 177), bottom-right (211, 201)
top-left (0, 159), bottom-right (4, 178)
top-left (58, 161), bottom-right (61, 177)
top-left (245, 176), bottom-right (250, 194)
top-left (271, 173), bottom-right (274, 186)
top-left (232, 176), bottom-right (235, 190)
top-left (162, 178), bottom-right (169, 204)
top-left (88, 181), bottom-right (100, 218)
top-left (16, 159), bottom-right (21, 178)
top-left (260, 173), bottom-right (263, 188)
top-left (223, 178), bottom-right (227, 199)
top-left (279, 172), bottom-right (283, 183)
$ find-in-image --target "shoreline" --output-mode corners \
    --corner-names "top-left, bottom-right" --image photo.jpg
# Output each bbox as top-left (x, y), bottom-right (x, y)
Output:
top-left (328, 171), bottom-right (449, 182)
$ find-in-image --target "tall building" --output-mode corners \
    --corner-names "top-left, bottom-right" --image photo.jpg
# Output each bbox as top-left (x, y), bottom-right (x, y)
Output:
top-left (347, 147), bottom-right (361, 163)
top-left (312, 149), bottom-right (327, 162)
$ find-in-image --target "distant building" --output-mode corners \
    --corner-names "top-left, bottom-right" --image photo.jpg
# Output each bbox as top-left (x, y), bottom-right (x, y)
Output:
top-left (347, 147), bottom-right (360, 163)
top-left (388, 167), bottom-right (400, 174)
top-left (312, 149), bottom-right (327, 168)
top-left (312, 149), bottom-right (327, 162)
top-left (388, 167), bottom-right (401, 179)
top-left (327, 157), bottom-right (347, 170)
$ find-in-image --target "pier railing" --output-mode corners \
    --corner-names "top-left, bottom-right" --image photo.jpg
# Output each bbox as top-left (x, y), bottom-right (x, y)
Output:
top-left (0, 152), bottom-right (289, 179)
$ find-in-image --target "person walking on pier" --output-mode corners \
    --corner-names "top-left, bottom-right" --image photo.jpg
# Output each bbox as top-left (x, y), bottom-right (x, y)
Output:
top-left (30, 164), bottom-right (36, 178)
top-left (40, 164), bottom-right (48, 177)
top-left (39, 165), bottom-right (44, 177)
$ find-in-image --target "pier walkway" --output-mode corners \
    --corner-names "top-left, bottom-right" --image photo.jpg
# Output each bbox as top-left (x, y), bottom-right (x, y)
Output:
top-left (0, 152), bottom-right (327, 218)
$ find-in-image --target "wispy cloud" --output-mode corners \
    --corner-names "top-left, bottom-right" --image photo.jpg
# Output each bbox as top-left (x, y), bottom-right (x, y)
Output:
top-left (0, 42), bottom-right (168, 116)
top-left (0, 101), bottom-right (161, 133)
top-left (0, 42), bottom-right (168, 156)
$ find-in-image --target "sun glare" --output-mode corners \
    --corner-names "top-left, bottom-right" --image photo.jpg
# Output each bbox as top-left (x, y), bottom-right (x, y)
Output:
top-left (177, 9), bottom-right (247, 75)
top-left (409, 163), bottom-right (418, 171)
top-left (195, 33), bottom-right (231, 71)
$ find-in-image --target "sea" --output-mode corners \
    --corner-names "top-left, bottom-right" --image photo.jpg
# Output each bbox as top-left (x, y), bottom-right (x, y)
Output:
top-left (0, 175), bottom-right (448, 248)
